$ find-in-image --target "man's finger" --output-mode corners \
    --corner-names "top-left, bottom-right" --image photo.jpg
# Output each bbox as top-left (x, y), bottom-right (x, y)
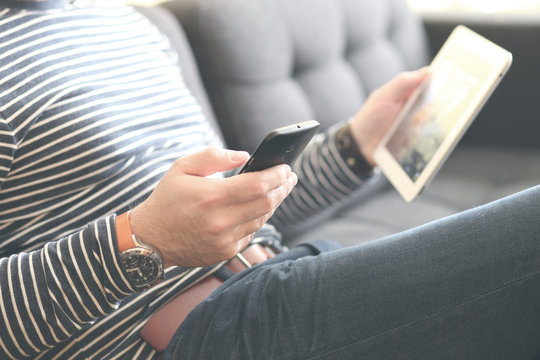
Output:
top-left (173, 147), bottom-right (249, 177)
top-left (225, 176), bottom-right (296, 225)
top-left (221, 164), bottom-right (293, 204)
top-left (232, 212), bottom-right (276, 244)
top-left (386, 67), bottom-right (430, 102)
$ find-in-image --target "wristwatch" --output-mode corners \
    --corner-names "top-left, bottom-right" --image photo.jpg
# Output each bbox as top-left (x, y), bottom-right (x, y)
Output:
top-left (116, 211), bottom-right (164, 291)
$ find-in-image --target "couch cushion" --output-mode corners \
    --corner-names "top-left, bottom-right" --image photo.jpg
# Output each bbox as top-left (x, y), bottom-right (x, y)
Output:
top-left (165, 0), bottom-right (429, 151)
top-left (287, 145), bottom-right (540, 247)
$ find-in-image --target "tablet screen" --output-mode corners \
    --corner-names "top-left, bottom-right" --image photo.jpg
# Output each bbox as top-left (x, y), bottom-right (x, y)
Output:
top-left (386, 47), bottom-right (497, 182)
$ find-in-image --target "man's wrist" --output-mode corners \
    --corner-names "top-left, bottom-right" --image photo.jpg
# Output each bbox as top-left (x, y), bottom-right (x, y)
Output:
top-left (116, 211), bottom-right (165, 260)
top-left (335, 122), bottom-right (374, 180)
top-left (115, 211), bottom-right (165, 290)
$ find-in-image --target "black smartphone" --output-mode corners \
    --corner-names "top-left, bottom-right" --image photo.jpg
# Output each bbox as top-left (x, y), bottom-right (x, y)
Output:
top-left (239, 120), bottom-right (320, 173)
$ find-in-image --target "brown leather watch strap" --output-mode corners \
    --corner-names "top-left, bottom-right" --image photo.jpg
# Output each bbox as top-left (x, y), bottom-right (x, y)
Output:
top-left (115, 211), bottom-right (136, 252)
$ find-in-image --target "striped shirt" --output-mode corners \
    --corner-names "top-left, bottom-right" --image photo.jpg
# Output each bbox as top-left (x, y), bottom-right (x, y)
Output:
top-left (0, 1), bottom-right (368, 359)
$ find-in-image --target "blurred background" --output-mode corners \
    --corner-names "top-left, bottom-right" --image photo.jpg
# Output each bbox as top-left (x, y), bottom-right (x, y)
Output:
top-left (408, 0), bottom-right (540, 13)
top-left (131, 0), bottom-right (540, 148)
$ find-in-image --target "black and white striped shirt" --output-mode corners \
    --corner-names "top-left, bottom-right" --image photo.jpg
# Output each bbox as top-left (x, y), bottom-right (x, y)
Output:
top-left (0, 1), bottom-right (367, 358)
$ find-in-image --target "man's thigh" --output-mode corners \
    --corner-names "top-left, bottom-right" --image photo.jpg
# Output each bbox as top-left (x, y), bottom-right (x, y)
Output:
top-left (164, 185), bottom-right (540, 359)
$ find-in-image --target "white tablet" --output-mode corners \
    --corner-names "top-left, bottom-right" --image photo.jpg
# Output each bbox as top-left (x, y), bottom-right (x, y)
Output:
top-left (373, 25), bottom-right (512, 202)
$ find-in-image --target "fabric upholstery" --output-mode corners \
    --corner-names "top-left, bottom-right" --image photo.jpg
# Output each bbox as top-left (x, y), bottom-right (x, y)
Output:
top-left (165, 0), bottom-right (429, 151)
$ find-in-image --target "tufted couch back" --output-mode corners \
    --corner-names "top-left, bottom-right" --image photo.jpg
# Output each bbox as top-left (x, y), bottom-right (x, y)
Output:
top-left (165, 0), bottom-right (429, 151)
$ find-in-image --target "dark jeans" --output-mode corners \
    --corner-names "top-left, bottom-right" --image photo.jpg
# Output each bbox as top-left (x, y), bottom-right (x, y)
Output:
top-left (163, 185), bottom-right (540, 359)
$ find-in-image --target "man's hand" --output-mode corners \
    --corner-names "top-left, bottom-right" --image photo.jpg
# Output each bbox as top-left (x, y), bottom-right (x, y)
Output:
top-left (129, 148), bottom-right (297, 268)
top-left (350, 67), bottom-right (430, 166)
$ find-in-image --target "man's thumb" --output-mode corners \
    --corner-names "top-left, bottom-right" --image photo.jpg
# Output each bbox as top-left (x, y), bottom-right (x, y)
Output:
top-left (388, 67), bottom-right (430, 102)
top-left (175, 148), bottom-right (249, 177)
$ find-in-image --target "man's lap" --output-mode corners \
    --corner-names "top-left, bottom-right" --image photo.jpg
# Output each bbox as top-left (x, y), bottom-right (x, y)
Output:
top-left (163, 185), bottom-right (540, 359)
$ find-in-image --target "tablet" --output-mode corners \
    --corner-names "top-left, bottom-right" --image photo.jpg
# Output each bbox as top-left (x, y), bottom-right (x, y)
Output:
top-left (373, 25), bottom-right (512, 202)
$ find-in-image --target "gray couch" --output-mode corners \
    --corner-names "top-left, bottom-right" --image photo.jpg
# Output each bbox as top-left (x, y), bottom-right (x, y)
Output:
top-left (141, 0), bottom-right (540, 248)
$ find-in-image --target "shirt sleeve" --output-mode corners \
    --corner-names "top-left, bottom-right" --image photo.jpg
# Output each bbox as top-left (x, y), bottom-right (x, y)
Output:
top-left (0, 115), bottom-right (15, 191)
top-left (270, 122), bottom-right (375, 236)
top-left (0, 215), bottom-right (136, 359)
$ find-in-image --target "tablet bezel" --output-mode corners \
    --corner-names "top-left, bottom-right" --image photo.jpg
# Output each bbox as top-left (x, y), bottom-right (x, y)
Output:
top-left (373, 25), bottom-right (513, 202)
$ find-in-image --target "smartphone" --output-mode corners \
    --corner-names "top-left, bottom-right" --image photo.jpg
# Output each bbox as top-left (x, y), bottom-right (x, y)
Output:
top-left (239, 120), bottom-right (320, 173)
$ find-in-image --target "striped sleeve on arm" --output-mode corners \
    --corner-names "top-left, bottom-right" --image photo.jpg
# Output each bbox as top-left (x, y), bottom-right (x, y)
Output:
top-left (271, 122), bottom-right (371, 234)
top-left (0, 115), bottom-right (14, 190)
top-left (0, 215), bottom-right (135, 359)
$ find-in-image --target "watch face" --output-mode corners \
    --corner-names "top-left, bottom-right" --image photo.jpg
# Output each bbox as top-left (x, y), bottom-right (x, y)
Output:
top-left (120, 248), bottom-right (163, 290)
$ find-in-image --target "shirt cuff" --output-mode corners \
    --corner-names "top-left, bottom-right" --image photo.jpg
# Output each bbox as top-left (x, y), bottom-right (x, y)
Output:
top-left (332, 121), bottom-right (374, 180)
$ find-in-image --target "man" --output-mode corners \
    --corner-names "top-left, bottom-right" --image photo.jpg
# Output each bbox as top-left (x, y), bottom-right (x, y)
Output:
top-left (1, 1), bottom-right (540, 359)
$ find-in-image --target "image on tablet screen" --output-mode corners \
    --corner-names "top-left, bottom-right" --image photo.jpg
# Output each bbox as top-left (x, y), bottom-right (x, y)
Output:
top-left (386, 54), bottom-right (489, 181)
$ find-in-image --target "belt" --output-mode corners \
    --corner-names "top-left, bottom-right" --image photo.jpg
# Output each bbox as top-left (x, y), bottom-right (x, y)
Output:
top-left (140, 243), bottom-right (276, 352)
